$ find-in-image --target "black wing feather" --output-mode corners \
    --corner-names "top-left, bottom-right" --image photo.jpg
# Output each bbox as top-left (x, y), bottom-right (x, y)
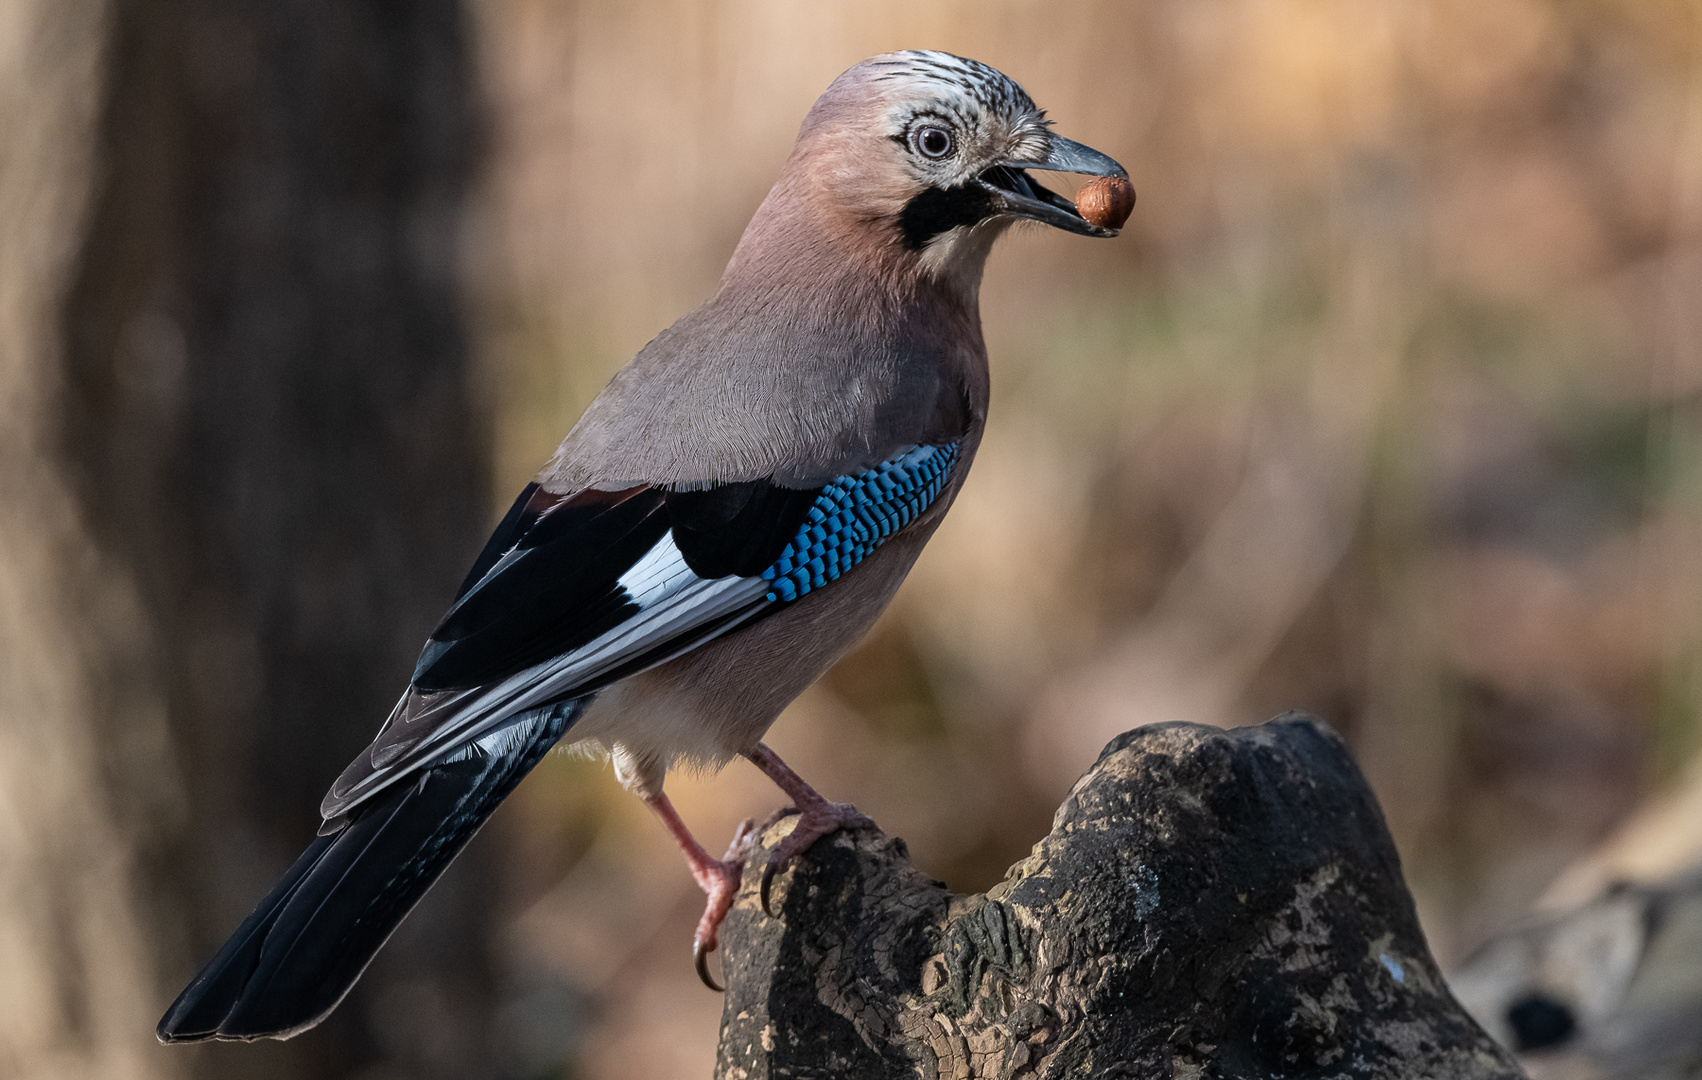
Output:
top-left (414, 488), bottom-right (671, 691)
top-left (411, 481), bottom-right (826, 693)
top-left (451, 481), bottom-right (541, 603)
top-left (667, 482), bottom-right (826, 578)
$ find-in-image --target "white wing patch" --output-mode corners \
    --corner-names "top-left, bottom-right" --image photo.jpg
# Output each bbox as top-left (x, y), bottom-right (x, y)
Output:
top-left (325, 532), bottom-right (768, 817)
top-left (616, 533), bottom-right (701, 607)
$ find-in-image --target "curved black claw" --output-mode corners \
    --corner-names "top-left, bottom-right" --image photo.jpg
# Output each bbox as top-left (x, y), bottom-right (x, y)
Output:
top-left (694, 940), bottom-right (723, 992)
top-left (760, 858), bottom-right (781, 917)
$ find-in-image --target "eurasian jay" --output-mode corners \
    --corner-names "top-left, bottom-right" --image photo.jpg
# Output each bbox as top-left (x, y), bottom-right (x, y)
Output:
top-left (157, 50), bottom-right (1128, 1042)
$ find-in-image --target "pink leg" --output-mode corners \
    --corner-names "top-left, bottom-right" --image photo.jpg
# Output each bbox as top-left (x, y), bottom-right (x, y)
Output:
top-left (746, 743), bottom-right (873, 915)
top-left (644, 791), bottom-right (754, 991)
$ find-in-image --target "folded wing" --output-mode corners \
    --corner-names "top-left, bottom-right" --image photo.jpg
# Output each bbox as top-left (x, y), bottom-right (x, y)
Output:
top-left (321, 442), bottom-right (960, 822)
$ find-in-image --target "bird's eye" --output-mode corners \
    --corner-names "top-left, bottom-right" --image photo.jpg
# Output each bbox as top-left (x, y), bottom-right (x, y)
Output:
top-left (911, 125), bottom-right (954, 159)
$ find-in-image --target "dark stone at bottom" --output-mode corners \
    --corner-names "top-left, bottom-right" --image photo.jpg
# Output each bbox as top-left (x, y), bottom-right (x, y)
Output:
top-left (715, 714), bottom-right (1526, 1079)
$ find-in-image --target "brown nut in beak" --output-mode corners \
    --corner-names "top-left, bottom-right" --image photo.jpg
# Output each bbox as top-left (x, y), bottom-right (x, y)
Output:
top-left (1077, 176), bottom-right (1135, 231)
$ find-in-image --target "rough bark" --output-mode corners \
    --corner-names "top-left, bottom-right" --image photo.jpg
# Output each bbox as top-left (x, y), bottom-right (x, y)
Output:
top-left (716, 715), bottom-right (1526, 1080)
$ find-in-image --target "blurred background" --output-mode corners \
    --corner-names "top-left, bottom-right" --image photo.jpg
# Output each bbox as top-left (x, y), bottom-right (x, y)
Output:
top-left (3, 0), bottom-right (1700, 1077)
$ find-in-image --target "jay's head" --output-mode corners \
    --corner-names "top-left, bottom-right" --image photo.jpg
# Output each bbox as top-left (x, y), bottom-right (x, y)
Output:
top-left (738, 51), bottom-right (1127, 293)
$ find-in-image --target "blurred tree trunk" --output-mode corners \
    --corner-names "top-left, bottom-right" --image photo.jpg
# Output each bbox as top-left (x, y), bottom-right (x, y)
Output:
top-left (0, 3), bottom-right (182, 1078)
top-left (1, 0), bottom-right (495, 1078)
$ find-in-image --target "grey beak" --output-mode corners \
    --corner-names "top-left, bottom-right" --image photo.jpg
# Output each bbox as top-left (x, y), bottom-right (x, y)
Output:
top-left (977, 134), bottom-right (1130, 237)
top-left (1011, 134), bottom-right (1128, 180)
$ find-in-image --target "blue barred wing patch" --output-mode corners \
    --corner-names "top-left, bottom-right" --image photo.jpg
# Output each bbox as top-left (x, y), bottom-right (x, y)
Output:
top-left (761, 443), bottom-right (959, 602)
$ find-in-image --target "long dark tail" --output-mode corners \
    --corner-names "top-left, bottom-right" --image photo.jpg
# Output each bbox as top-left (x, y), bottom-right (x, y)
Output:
top-left (157, 701), bottom-right (580, 1042)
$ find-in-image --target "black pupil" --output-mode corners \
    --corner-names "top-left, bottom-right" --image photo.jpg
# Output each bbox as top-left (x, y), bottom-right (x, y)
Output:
top-left (920, 128), bottom-right (950, 156)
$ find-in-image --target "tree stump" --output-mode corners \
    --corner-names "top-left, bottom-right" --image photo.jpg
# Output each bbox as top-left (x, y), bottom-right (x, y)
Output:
top-left (715, 715), bottom-right (1526, 1079)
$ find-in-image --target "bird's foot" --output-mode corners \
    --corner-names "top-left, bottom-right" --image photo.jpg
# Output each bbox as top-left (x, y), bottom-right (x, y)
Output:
top-left (643, 789), bottom-right (756, 991)
top-left (689, 818), bottom-right (756, 992)
top-left (758, 799), bottom-right (873, 916)
top-left (742, 742), bottom-right (874, 916)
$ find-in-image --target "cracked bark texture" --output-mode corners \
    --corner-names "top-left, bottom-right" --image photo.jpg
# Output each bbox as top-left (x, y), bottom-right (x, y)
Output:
top-left (715, 715), bottom-right (1526, 1080)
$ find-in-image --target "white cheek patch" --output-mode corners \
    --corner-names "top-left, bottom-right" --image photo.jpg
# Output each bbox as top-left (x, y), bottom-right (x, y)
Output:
top-left (917, 217), bottom-right (1009, 291)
